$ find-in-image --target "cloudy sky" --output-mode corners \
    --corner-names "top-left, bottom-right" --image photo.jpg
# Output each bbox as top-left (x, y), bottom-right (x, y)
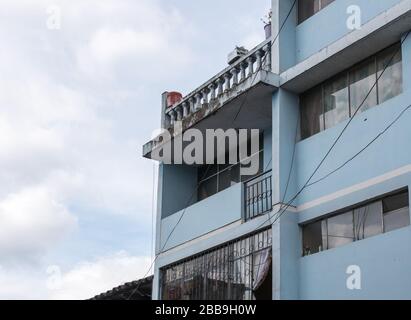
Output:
top-left (0, 0), bottom-right (270, 299)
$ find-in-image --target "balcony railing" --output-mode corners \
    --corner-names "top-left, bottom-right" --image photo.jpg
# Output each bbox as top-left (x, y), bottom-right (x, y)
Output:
top-left (244, 170), bottom-right (272, 221)
top-left (165, 38), bottom-right (272, 128)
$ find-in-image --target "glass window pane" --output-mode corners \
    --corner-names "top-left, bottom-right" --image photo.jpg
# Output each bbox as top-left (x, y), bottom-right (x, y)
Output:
top-left (302, 220), bottom-right (327, 256)
top-left (327, 212), bottom-right (354, 249)
top-left (324, 74), bottom-right (349, 129)
top-left (198, 176), bottom-right (217, 201)
top-left (321, 0), bottom-right (335, 10)
top-left (298, 0), bottom-right (335, 24)
top-left (377, 44), bottom-right (403, 104)
top-left (354, 201), bottom-right (383, 240)
top-left (384, 207), bottom-right (410, 233)
top-left (300, 86), bottom-right (324, 139)
top-left (383, 192), bottom-right (409, 213)
top-left (298, 0), bottom-right (317, 23)
top-left (218, 163), bottom-right (240, 192)
top-left (349, 57), bottom-right (378, 114)
top-left (198, 164), bottom-right (217, 181)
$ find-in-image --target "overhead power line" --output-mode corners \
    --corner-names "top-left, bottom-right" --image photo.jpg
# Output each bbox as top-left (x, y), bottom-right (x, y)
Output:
top-left (126, 1), bottom-right (298, 300)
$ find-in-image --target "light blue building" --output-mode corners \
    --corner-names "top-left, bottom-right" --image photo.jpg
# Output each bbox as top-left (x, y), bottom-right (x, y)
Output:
top-left (143, 0), bottom-right (411, 300)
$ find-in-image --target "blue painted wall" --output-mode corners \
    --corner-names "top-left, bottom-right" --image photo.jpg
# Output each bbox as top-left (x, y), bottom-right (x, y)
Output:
top-left (295, 35), bottom-right (411, 207)
top-left (161, 164), bottom-right (197, 218)
top-left (160, 183), bottom-right (243, 251)
top-left (300, 226), bottom-right (411, 299)
top-left (153, 0), bottom-right (411, 300)
top-left (296, 0), bottom-right (403, 62)
top-left (292, 34), bottom-right (411, 299)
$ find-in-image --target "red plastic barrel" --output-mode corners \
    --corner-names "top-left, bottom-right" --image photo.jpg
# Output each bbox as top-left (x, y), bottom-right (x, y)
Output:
top-left (167, 92), bottom-right (183, 107)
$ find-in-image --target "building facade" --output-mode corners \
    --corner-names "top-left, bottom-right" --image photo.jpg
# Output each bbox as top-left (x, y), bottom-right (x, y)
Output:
top-left (143, 0), bottom-right (411, 300)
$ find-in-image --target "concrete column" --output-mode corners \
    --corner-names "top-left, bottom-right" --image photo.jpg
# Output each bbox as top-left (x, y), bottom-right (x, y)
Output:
top-left (152, 266), bottom-right (161, 300)
top-left (271, 0), bottom-right (297, 73)
top-left (271, 88), bottom-right (300, 300)
top-left (161, 92), bottom-right (169, 129)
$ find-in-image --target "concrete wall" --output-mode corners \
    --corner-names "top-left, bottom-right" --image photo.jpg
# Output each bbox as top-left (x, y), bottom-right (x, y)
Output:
top-left (299, 173), bottom-right (411, 299)
top-left (288, 33), bottom-right (411, 299)
top-left (160, 164), bottom-right (197, 219)
top-left (295, 34), bottom-right (411, 207)
top-left (266, 28), bottom-right (411, 299)
top-left (159, 128), bottom-right (273, 251)
top-left (153, 1), bottom-right (411, 300)
top-left (159, 183), bottom-right (243, 251)
top-left (295, 0), bottom-right (403, 62)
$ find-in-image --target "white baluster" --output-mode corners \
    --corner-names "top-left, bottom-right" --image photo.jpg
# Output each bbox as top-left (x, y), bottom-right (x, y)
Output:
top-left (169, 110), bottom-right (176, 125)
top-left (263, 44), bottom-right (271, 70)
top-left (256, 49), bottom-right (263, 71)
top-left (202, 88), bottom-right (209, 105)
top-left (247, 56), bottom-right (255, 75)
top-left (217, 78), bottom-right (224, 96)
top-left (231, 67), bottom-right (239, 87)
top-left (224, 73), bottom-right (232, 91)
top-left (182, 101), bottom-right (190, 118)
top-left (194, 93), bottom-right (202, 111)
top-left (176, 105), bottom-right (183, 121)
top-left (189, 97), bottom-right (195, 113)
top-left (240, 61), bottom-right (247, 81)
top-left (208, 83), bottom-right (216, 101)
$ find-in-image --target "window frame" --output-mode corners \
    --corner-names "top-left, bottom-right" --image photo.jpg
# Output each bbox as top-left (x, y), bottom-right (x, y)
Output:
top-left (299, 42), bottom-right (403, 140)
top-left (197, 132), bottom-right (265, 202)
top-left (298, 0), bottom-right (336, 24)
top-left (302, 189), bottom-right (410, 256)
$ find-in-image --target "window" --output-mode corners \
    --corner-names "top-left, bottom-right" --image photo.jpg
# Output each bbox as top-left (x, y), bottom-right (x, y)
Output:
top-left (324, 73), bottom-right (349, 129)
top-left (300, 43), bottom-right (403, 140)
top-left (327, 212), bottom-right (354, 249)
top-left (349, 57), bottom-right (377, 114)
top-left (383, 192), bottom-right (410, 233)
top-left (377, 44), bottom-right (403, 104)
top-left (197, 133), bottom-right (264, 202)
top-left (354, 202), bottom-right (383, 240)
top-left (298, 0), bottom-right (335, 24)
top-left (302, 190), bottom-right (410, 256)
top-left (161, 229), bottom-right (272, 300)
top-left (300, 85), bottom-right (324, 140)
top-left (302, 220), bottom-right (327, 256)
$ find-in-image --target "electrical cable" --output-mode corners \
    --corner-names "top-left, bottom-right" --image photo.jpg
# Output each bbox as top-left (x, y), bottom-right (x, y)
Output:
top-left (126, 1), bottom-right (298, 300)
top-left (254, 32), bottom-right (410, 233)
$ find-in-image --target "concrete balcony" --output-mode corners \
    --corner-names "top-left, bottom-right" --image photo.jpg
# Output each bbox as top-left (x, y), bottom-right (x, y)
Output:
top-left (159, 183), bottom-right (243, 252)
top-left (143, 38), bottom-right (279, 160)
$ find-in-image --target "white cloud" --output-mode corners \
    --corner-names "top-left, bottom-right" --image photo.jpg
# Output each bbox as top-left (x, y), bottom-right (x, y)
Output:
top-left (0, 187), bottom-right (77, 262)
top-left (0, 251), bottom-right (151, 300)
top-left (88, 28), bottom-right (162, 63)
top-left (0, 0), bottom-right (269, 299)
top-left (48, 251), bottom-right (151, 300)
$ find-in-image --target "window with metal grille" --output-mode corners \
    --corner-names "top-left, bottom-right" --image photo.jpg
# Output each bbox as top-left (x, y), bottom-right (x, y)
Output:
top-left (160, 228), bottom-right (273, 300)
